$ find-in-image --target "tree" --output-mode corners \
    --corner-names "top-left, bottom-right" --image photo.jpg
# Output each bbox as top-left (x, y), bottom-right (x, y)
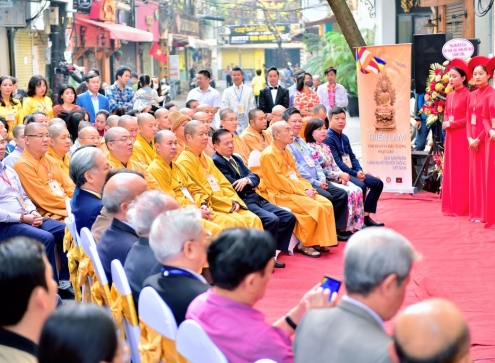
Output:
top-left (326, 0), bottom-right (367, 54)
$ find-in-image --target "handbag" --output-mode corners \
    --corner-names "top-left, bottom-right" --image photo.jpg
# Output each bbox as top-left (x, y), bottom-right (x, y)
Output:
top-left (423, 171), bottom-right (441, 193)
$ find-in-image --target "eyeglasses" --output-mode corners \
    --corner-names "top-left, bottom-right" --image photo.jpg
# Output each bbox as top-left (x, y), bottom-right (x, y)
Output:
top-left (108, 136), bottom-right (134, 143)
top-left (25, 133), bottom-right (52, 139)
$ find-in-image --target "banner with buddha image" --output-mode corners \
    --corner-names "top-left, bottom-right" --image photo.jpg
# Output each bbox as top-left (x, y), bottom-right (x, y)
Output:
top-left (356, 44), bottom-right (415, 193)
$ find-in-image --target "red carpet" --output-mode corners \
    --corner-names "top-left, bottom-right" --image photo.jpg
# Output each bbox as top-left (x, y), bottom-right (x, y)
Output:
top-left (256, 192), bottom-right (495, 361)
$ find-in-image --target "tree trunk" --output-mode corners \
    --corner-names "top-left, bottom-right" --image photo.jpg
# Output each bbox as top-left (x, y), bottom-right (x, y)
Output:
top-left (326, 0), bottom-right (367, 54)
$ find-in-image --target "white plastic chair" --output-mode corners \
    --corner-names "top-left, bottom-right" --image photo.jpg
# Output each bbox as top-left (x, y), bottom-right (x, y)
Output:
top-left (65, 198), bottom-right (72, 216)
top-left (139, 286), bottom-right (178, 339)
top-left (248, 149), bottom-right (262, 168)
top-left (64, 213), bottom-right (80, 247)
top-left (255, 360), bottom-right (278, 363)
top-left (111, 260), bottom-right (141, 363)
top-left (79, 227), bottom-right (108, 302)
top-left (176, 320), bottom-right (228, 363)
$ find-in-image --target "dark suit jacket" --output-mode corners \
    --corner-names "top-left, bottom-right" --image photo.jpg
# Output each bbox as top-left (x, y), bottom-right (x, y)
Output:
top-left (324, 129), bottom-right (362, 177)
top-left (258, 85), bottom-right (290, 114)
top-left (293, 298), bottom-right (393, 363)
top-left (76, 91), bottom-right (110, 122)
top-left (71, 188), bottom-right (102, 234)
top-left (212, 152), bottom-right (260, 201)
top-left (97, 218), bottom-right (138, 285)
top-left (143, 267), bottom-right (210, 325)
top-left (124, 237), bottom-right (162, 307)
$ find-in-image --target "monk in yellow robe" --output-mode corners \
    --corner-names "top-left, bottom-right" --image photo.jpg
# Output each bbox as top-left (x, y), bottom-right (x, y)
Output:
top-left (260, 121), bottom-right (337, 256)
top-left (14, 123), bottom-right (75, 220)
top-left (241, 108), bottom-right (273, 153)
top-left (177, 121), bottom-right (263, 229)
top-left (104, 127), bottom-right (161, 190)
top-left (191, 111), bottom-right (215, 157)
top-left (148, 130), bottom-right (228, 235)
top-left (219, 108), bottom-right (250, 164)
top-left (46, 124), bottom-right (72, 175)
top-left (169, 110), bottom-right (191, 161)
top-left (131, 113), bottom-right (157, 166)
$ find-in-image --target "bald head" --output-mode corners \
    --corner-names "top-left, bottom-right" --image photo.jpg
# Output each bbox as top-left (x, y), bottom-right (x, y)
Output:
top-left (78, 126), bottom-right (100, 147)
top-left (118, 115), bottom-right (138, 139)
top-left (24, 122), bottom-right (45, 136)
top-left (192, 112), bottom-right (209, 123)
top-left (48, 118), bottom-right (66, 127)
top-left (184, 120), bottom-right (203, 138)
top-left (394, 298), bottom-right (471, 363)
top-left (155, 130), bottom-right (178, 162)
top-left (180, 108), bottom-right (195, 118)
top-left (154, 129), bottom-right (175, 144)
top-left (48, 124), bottom-right (68, 139)
top-left (106, 115), bottom-right (119, 129)
top-left (271, 105), bottom-right (286, 123)
top-left (137, 112), bottom-right (154, 127)
top-left (78, 121), bottom-right (93, 132)
top-left (196, 104), bottom-right (212, 113)
top-left (271, 121), bottom-right (288, 136)
top-left (102, 173), bottom-right (148, 220)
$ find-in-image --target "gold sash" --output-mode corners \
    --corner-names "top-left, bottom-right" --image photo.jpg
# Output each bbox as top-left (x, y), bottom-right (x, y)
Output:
top-left (63, 228), bottom-right (83, 301)
top-left (110, 285), bottom-right (139, 340)
top-left (138, 320), bottom-right (188, 363)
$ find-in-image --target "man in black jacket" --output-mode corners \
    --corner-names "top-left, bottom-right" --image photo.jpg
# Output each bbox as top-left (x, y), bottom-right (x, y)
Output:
top-left (259, 67), bottom-right (290, 119)
top-left (211, 129), bottom-right (296, 268)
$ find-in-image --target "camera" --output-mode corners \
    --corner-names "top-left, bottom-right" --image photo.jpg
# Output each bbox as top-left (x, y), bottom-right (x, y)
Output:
top-left (55, 61), bottom-right (76, 76)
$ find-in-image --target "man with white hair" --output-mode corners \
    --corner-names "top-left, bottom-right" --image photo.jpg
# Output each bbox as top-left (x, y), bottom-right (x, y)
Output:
top-left (293, 228), bottom-right (417, 363)
top-left (124, 190), bottom-right (181, 304)
top-left (143, 207), bottom-right (210, 325)
top-left (69, 146), bottom-right (111, 233)
top-left (97, 172), bottom-right (148, 284)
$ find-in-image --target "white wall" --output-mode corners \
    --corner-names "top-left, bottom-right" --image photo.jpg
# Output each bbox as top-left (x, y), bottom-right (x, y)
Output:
top-left (475, 10), bottom-right (491, 56)
top-left (0, 27), bottom-right (9, 74)
top-left (375, 0), bottom-right (396, 45)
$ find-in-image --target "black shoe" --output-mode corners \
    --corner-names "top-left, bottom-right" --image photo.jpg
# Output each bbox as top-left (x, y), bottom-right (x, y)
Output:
top-left (58, 284), bottom-right (75, 300)
top-left (337, 233), bottom-right (351, 242)
top-left (274, 260), bottom-right (286, 268)
top-left (364, 216), bottom-right (385, 227)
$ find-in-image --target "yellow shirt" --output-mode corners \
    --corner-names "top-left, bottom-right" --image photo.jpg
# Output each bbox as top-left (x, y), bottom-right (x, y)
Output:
top-left (232, 134), bottom-right (250, 165)
top-left (14, 148), bottom-right (74, 220)
top-left (107, 152), bottom-right (161, 191)
top-left (173, 138), bottom-right (186, 161)
top-left (251, 76), bottom-right (266, 96)
top-left (240, 124), bottom-right (273, 153)
top-left (131, 133), bottom-right (156, 166)
top-left (0, 100), bottom-right (23, 137)
top-left (22, 96), bottom-right (53, 119)
top-left (46, 147), bottom-right (71, 175)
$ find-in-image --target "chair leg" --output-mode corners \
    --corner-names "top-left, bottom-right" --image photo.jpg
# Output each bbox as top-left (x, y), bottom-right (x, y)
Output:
top-left (288, 234), bottom-right (299, 256)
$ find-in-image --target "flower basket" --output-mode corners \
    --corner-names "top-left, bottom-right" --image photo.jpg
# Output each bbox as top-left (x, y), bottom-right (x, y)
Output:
top-left (419, 62), bottom-right (453, 127)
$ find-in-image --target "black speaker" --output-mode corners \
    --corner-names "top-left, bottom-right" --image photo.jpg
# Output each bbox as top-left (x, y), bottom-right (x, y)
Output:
top-left (466, 38), bottom-right (480, 57)
top-left (413, 33), bottom-right (453, 94)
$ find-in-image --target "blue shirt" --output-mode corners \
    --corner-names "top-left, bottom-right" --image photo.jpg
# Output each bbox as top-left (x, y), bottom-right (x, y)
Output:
top-left (324, 129), bottom-right (362, 177)
top-left (287, 136), bottom-right (326, 188)
top-left (105, 83), bottom-right (134, 112)
top-left (87, 90), bottom-right (100, 114)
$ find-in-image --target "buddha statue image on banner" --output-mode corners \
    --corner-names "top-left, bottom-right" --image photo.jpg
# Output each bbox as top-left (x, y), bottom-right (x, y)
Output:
top-left (374, 73), bottom-right (396, 131)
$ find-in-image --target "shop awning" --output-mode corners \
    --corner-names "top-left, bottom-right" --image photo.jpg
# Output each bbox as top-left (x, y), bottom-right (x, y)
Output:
top-left (75, 17), bottom-right (153, 42)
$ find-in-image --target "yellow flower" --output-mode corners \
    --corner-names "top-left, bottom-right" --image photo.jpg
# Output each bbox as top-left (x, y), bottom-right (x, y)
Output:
top-left (438, 105), bottom-right (443, 113)
top-left (442, 74), bottom-right (450, 83)
top-left (430, 74), bottom-right (436, 81)
top-left (443, 60), bottom-right (450, 66)
top-left (432, 91), bottom-right (438, 99)
top-left (435, 75), bottom-right (442, 82)
top-left (445, 85), bottom-right (454, 94)
top-left (435, 83), bottom-right (444, 92)
top-left (424, 94), bottom-right (430, 101)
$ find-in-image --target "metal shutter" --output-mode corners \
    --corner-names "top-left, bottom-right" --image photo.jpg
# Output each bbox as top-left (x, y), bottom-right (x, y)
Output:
top-left (14, 30), bottom-right (33, 91)
top-left (446, 2), bottom-right (464, 39)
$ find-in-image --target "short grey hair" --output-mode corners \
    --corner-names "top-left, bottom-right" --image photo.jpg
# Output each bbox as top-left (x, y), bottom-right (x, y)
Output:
top-left (69, 147), bottom-right (103, 187)
top-left (102, 175), bottom-right (137, 213)
top-left (344, 228), bottom-right (416, 295)
top-left (149, 207), bottom-right (203, 263)
top-left (126, 191), bottom-right (178, 236)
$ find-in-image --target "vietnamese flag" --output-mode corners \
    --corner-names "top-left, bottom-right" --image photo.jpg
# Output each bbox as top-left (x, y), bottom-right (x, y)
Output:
top-left (150, 43), bottom-right (167, 63)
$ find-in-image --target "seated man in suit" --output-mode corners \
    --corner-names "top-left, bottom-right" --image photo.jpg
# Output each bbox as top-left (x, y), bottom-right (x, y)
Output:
top-left (293, 228), bottom-right (417, 363)
top-left (212, 129), bottom-right (295, 268)
top-left (144, 208), bottom-right (211, 325)
top-left (124, 190), bottom-right (180, 306)
top-left (187, 228), bottom-right (334, 363)
top-left (97, 172), bottom-right (148, 284)
top-left (324, 107), bottom-right (384, 227)
top-left (0, 237), bottom-right (58, 363)
top-left (392, 298), bottom-right (472, 363)
top-left (69, 146), bottom-right (111, 234)
top-left (75, 73), bottom-right (110, 123)
top-left (259, 67), bottom-right (290, 119)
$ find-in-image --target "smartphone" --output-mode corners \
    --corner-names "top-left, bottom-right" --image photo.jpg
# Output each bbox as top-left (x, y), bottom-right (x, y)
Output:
top-left (321, 275), bottom-right (342, 300)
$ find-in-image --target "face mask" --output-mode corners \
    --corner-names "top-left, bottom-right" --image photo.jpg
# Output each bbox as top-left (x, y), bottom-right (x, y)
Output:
top-left (304, 80), bottom-right (314, 87)
top-left (153, 83), bottom-right (159, 89)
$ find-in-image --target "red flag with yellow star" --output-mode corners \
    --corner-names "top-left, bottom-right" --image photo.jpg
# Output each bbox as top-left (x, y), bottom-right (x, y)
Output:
top-left (149, 43), bottom-right (167, 63)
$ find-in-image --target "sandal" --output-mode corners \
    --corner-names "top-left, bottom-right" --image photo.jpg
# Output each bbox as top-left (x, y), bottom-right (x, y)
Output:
top-left (295, 245), bottom-right (321, 258)
top-left (314, 246), bottom-right (330, 253)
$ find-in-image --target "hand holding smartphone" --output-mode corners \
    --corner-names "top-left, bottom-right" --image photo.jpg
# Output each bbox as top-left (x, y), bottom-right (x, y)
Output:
top-left (321, 275), bottom-right (341, 301)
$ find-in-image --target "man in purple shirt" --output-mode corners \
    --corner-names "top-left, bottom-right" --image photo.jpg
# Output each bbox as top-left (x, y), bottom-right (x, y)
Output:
top-left (186, 228), bottom-right (335, 363)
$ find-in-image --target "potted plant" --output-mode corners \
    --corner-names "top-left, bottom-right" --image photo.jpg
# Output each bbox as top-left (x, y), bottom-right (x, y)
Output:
top-left (304, 30), bottom-right (374, 117)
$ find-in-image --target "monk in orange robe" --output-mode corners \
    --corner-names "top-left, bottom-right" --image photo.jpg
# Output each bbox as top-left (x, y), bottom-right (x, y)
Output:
top-left (46, 124), bottom-right (72, 175)
top-left (169, 110), bottom-right (191, 161)
top-left (132, 113), bottom-right (157, 166)
top-left (218, 108), bottom-right (250, 164)
top-left (240, 108), bottom-right (273, 153)
top-left (260, 121), bottom-right (338, 256)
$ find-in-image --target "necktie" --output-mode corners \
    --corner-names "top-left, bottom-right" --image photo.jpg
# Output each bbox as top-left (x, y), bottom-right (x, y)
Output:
top-left (229, 158), bottom-right (241, 176)
top-left (270, 87), bottom-right (278, 90)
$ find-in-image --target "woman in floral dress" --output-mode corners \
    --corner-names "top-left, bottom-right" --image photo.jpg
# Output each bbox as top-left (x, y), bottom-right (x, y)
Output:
top-left (305, 117), bottom-right (364, 232)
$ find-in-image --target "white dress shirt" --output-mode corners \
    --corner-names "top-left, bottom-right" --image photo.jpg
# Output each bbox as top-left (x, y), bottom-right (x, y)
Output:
top-left (186, 86), bottom-right (222, 108)
top-left (0, 161), bottom-right (37, 222)
top-left (2, 147), bottom-right (23, 168)
top-left (221, 83), bottom-right (256, 134)
top-left (317, 82), bottom-right (349, 109)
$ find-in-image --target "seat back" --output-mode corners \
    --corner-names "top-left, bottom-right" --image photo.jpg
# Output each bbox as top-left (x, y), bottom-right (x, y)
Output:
top-left (248, 150), bottom-right (262, 168)
top-left (79, 228), bottom-right (109, 303)
top-left (65, 198), bottom-right (72, 216)
top-left (176, 320), bottom-right (228, 363)
top-left (64, 213), bottom-right (79, 247)
top-left (255, 360), bottom-right (278, 363)
top-left (139, 286), bottom-right (177, 339)
top-left (111, 260), bottom-right (141, 363)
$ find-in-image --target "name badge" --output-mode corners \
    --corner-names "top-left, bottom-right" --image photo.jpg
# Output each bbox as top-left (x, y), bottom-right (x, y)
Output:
top-left (206, 174), bottom-right (221, 192)
top-left (492, 118), bottom-right (495, 129)
top-left (288, 171), bottom-right (299, 181)
top-left (448, 115), bottom-right (454, 122)
top-left (5, 111), bottom-right (15, 122)
top-left (48, 180), bottom-right (64, 197)
top-left (471, 114), bottom-right (476, 125)
top-left (16, 194), bottom-right (28, 211)
top-left (304, 155), bottom-right (315, 168)
top-left (342, 154), bottom-right (352, 168)
top-left (180, 186), bottom-right (195, 203)
top-left (236, 104), bottom-right (245, 114)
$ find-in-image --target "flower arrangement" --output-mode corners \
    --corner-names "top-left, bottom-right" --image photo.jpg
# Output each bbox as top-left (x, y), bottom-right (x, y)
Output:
top-left (420, 63), bottom-right (453, 127)
top-left (431, 152), bottom-right (444, 180)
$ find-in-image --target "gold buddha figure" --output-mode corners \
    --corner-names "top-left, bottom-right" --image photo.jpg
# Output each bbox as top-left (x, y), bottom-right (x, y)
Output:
top-left (374, 73), bottom-right (396, 130)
